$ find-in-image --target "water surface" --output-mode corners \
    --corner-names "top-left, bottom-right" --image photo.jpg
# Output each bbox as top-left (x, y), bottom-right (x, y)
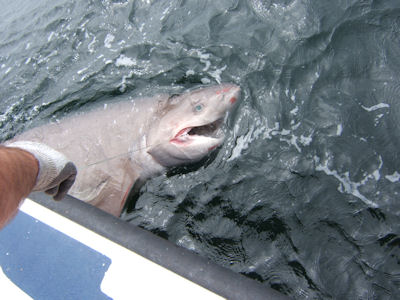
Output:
top-left (1, 1), bottom-right (400, 298)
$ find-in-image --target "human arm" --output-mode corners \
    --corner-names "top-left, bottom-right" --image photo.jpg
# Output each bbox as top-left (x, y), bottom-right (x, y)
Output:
top-left (0, 142), bottom-right (77, 229)
top-left (0, 146), bottom-right (38, 228)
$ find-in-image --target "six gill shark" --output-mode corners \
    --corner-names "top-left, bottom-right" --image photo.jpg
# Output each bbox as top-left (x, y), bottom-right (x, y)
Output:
top-left (10, 84), bottom-right (240, 216)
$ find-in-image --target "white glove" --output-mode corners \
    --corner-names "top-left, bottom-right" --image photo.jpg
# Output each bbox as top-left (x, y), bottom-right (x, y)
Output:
top-left (7, 141), bottom-right (77, 201)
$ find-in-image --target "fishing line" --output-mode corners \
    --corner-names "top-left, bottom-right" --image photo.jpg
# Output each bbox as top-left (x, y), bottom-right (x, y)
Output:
top-left (84, 142), bottom-right (164, 167)
top-left (85, 150), bottom-right (135, 167)
top-left (85, 123), bottom-right (227, 167)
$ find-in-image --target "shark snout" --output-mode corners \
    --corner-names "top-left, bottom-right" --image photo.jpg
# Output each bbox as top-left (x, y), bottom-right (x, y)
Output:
top-left (219, 84), bottom-right (240, 107)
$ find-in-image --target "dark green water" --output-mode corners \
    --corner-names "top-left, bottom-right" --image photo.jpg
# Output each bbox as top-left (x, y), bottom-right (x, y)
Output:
top-left (1, 0), bottom-right (400, 298)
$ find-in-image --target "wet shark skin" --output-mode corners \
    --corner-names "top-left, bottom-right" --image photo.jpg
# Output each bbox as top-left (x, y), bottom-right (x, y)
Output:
top-left (8, 84), bottom-right (240, 216)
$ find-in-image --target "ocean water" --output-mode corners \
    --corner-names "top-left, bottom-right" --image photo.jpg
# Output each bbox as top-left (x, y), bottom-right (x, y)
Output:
top-left (1, 0), bottom-right (400, 298)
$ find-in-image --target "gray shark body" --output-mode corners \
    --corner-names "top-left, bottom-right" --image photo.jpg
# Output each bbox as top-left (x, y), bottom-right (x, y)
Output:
top-left (10, 84), bottom-right (240, 216)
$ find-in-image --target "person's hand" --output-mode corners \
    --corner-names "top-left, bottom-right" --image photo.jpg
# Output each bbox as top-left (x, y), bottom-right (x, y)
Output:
top-left (7, 141), bottom-right (77, 201)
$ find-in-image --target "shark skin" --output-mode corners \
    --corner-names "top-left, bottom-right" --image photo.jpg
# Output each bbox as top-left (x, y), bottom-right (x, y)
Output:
top-left (8, 84), bottom-right (241, 216)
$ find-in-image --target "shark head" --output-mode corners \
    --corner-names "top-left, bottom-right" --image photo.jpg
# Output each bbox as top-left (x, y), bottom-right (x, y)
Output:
top-left (146, 84), bottom-right (240, 168)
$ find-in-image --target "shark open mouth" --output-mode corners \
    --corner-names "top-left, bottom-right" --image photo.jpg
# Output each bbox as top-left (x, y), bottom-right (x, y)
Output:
top-left (171, 119), bottom-right (224, 144)
top-left (187, 119), bottom-right (223, 137)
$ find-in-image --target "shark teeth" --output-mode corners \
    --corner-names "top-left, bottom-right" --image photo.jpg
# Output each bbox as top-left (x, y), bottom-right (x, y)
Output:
top-left (174, 127), bottom-right (192, 139)
top-left (171, 119), bottom-right (223, 144)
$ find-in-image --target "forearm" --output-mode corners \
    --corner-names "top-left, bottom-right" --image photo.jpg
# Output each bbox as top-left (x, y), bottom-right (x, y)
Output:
top-left (0, 146), bottom-right (39, 228)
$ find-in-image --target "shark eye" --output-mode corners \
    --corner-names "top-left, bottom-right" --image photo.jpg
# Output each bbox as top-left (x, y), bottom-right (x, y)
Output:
top-left (194, 104), bottom-right (204, 113)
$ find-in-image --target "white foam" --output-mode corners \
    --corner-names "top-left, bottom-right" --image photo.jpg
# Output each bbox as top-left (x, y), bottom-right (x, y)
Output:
top-left (227, 134), bottom-right (249, 162)
top-left (290, 106), bottom-right (299, 115)
top-left (201, 78), bottom-right (211, 84)
top-left (160, 7), bottom-right (171, 21)
top-left (315, 155), bottom-right (379, 207)
top-left (289, 135), bottom-right (301, 152)
top-left (118, 71), bottom-right (134, 93)
top-left (115, 55), bottom-right (136, 67)
top-left (104, 33), bottom-right (115, 49)
top-left (138, 23), bottom-right (145, 32)
top-left (79, 19), bottom-right (89, 29)
top-left (190, 49), bottom-right (211, 71)
top-left (37, 50), bottom-right (58, 65)
top-left (228, 120), bottom-right (265, 161)
top-left (77, 67), bottom-right (88, 75)
top-left (336, 124), bottom-right (343, 136)
top-left (48, 32), bottom-right (55, 42)
top-left (80, 74), bottom-right (90, 82)
top-left (374, 113), bottom-right (385, 126)
top-left (208, 65), bottom-right (226, 84)
top-left (280, 129), bottom-right (291, 136)
top-left (299, 135), bottom-right (312, 146)
top-left (202, 61), bottom-right (211, 72)
top-left (88, 36), bottom-right (97, 53)
top-left (355, 155), bottom-right (383, 186)
top-left (361, 103), bottom-right (390, 112)
top-left (385, 171), bottom-right (400, 183)
top-left (263, 122), bottom-right (280, 139)
top-left (372, 156), bottom-right (383, 181)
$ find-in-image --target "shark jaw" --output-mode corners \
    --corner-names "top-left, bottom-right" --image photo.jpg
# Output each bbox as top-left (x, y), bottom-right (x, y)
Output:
top-left (146, 83), bottom-right (241, 168)
top-left (170, 119), bottom-right (224, 147)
